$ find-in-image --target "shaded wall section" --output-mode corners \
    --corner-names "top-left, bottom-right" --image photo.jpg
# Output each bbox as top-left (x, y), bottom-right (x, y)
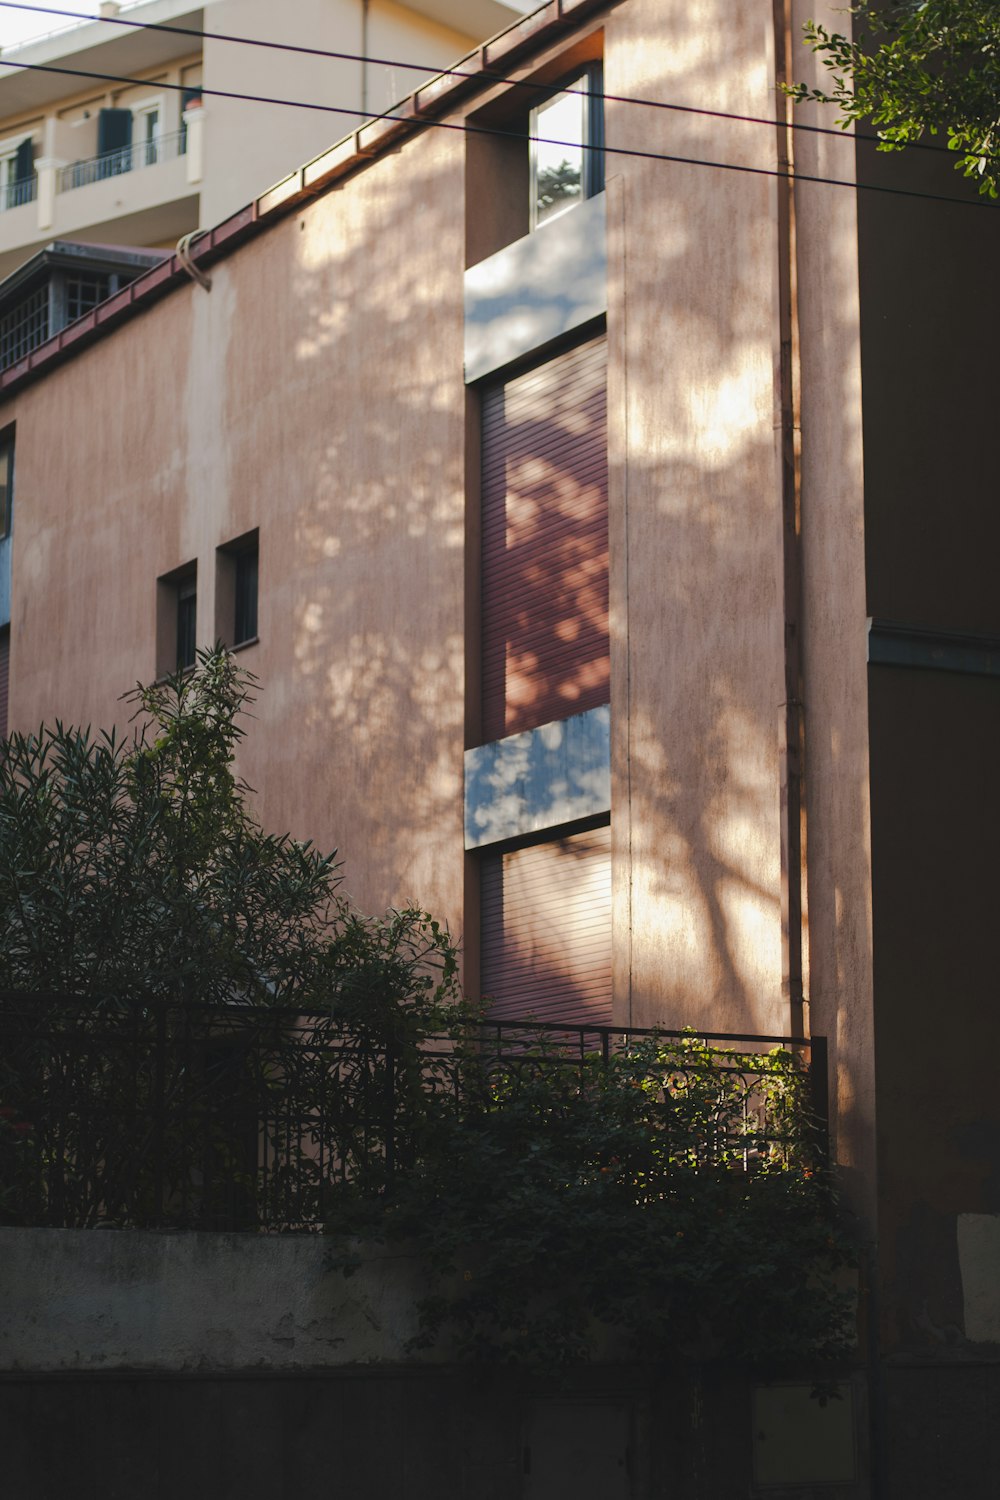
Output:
top-left (854, 30), bottom-right (1000, 1354)
top-left (856, 139), bottom-right (1000, 637)
top-left (868, 665), bottom-right (1000, 1355)
top-left (789, 0), bottom-right (875, 1220)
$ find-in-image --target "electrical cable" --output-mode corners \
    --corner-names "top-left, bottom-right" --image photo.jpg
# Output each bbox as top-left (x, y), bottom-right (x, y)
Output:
top-left (0, 0), bottom-right (975, 164)
top-left (0, 44), bottom-right (994, 211)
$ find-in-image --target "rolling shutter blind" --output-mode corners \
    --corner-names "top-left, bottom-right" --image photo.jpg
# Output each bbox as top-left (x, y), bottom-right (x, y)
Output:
top-left (0, 627), bottom-right (9, 740)
top-left (481, 335), bottom-right (609, 742)
top-left (481, 824), bottom-right (612, 1026)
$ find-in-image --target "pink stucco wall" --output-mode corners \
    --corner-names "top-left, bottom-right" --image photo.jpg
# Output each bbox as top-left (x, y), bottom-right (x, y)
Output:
top-left (1, 0), bottom-right (877, 1219)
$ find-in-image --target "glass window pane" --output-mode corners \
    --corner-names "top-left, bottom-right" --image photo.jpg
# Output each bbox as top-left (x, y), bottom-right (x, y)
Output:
top-left (531, 87), bottom-right (587, 228)
top-left (176, 582), bottom-right (196, 670)
top-left (234, 548), bottom-right (258, 644)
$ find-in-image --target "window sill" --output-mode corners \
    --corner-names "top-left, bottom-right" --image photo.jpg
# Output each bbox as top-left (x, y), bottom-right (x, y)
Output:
top-left (231, 635), bottom-right (259, 654)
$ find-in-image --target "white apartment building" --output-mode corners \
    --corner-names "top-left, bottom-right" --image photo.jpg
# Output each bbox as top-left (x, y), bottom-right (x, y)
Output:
top-left (0, 0), bottom-right (534, 278)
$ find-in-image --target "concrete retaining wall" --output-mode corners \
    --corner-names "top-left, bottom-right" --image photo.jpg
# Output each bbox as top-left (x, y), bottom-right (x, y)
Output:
top-left (0, 1227), bottom-right (433, 1372)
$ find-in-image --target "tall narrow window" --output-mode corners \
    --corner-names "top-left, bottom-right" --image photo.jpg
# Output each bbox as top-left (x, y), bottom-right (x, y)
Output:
top-left (0, 136), bottom-right (35, 211)
top-left (234, 547), bottom-right (258, 645)
top-left (142, 109), bottom-right (160, 166)
top-left (0, 432), bottom-right (12, 539)
top-left (480, 823), bottom-right (612, 1026)
top-left (97, 108), bottom-right (132, 176)
top-left (216, 530), bottom-right (259, 649)
top-left (529, 66), bottom-right (604, 230)
top-left (481, 334), bottom-right (609, 741)
top-left (157, 562), bottom-right (197, 678)
top-left (176, 577), bottom-right (196, 670)
top-left (0, 626), bottom-right (9, 741)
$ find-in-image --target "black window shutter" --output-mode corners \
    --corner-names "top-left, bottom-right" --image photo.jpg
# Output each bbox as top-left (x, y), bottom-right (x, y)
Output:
top-left (13, 137), bottom-right (33, 183)
top-left (97, 108), bottom-right (132, 154)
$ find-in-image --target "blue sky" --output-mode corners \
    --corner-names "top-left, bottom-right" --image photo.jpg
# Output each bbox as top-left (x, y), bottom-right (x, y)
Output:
top-left (0, 2), bottom-right (97, 51)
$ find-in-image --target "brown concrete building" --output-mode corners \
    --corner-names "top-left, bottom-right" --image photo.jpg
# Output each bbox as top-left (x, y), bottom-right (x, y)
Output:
top-left (0, 0), bottom-right (998, 1494)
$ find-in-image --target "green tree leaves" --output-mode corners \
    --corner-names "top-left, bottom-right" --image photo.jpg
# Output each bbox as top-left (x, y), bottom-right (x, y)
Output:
top-left (0, 648), bottom-right (457, 1020)
top-left (789, 2), bottom-right (1000, 197)
top-left (329, 1033), bottom-right (855, 1370)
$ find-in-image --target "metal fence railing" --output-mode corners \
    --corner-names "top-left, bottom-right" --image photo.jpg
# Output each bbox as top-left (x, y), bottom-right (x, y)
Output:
top-left (57, 128), bottom-right (187, 193)
top-left (0, 991), bottom-right (827, 1232)
top-left (0, 176), bottom-right (37, 212)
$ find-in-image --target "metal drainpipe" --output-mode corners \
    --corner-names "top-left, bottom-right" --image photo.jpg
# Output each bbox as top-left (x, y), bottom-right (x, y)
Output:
top-left (772, 0), bottom-right (806, 1041)
top-left (361, 0), bottom-right (370, 124)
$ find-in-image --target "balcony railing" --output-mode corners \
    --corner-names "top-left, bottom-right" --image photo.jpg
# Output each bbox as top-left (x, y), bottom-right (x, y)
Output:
top-left (57, 128), bottom-right (187, 194)
top-left (0, 176), bottom-right (38, 213)
top-left (0, 991), bottom-right (827, 1232)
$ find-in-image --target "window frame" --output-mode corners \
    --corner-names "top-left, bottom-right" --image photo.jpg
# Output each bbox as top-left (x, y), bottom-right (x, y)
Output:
top-left (0, 430), bottom-right (14, 541)
top-left (0, 133), bottom-right (36, 211)
top-left (528, 64), bottom-right (604, 232)
top-left (131, 96), bottom-right (163, 167)
top-left (156, 560), bottom-right (197, 679)
top-left (233, 545), bottom-right (258, 647)
top-left (175, 574), bottom-right (197, 672)
top-left (215, 529), bottom-right (259, 651)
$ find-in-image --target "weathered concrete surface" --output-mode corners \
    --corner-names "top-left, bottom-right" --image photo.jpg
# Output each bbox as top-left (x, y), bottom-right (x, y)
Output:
top-left (0, 1227), bottom-right (436, 1372)
top-left (3, 122), bottom-right (469, 954)
top-left (605, 0), bottom-right (787, 1037)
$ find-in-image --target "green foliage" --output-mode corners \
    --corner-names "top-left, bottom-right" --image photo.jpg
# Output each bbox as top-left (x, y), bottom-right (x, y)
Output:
top-left (0, 648), bottom-right (457, 1018)
top-left (0, 648), bottom-right (461, 1229)
top-left (328, 1032), bottom-right (855, 1371)
top-left (1, 655), bottom-right (852, 1364)
top-left (788, 1), bottom-right (1000, 196)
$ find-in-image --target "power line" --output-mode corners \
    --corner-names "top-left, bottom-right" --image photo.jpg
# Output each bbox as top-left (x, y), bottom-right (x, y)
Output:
top-left (0, 51), bottom-right (994, 213)
top-left (0, 0), bottom-right (968, 164)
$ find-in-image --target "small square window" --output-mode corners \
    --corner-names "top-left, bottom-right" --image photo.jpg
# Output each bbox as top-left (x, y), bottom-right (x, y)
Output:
top-left (156, 562), bottom-right (197, 677)
top-left (215, 530), bottom-right (259, 649)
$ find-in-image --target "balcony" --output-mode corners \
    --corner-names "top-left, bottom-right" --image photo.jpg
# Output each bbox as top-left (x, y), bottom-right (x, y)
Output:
top-left (56, 126), bottom-right (187, 193)
top-left (0, 176), bottom-right (37, 212)
top-left (0, 115), bottom-right (203, 280)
